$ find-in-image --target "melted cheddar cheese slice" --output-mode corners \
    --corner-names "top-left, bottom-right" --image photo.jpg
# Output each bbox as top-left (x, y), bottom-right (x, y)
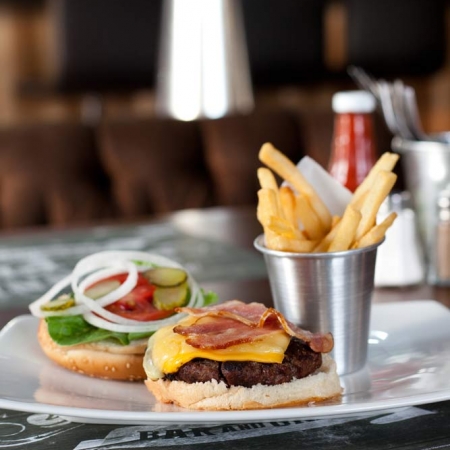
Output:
top-left (144, 318), bottom-right (291, 380)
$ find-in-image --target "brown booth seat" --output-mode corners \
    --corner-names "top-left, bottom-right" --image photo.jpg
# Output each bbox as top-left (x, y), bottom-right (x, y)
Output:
top-left (0, 109), bottom-right (357, 230)
top-left (0, 123), bottom-right (112, 229)
top-left (97, 110), bottom-right (305, 217)
top-left (97, 118), bottom-right (214, 217)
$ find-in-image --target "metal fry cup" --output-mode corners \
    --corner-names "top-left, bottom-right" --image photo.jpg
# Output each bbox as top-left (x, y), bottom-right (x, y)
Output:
top-left (254, 234), bottom-right (383, 375)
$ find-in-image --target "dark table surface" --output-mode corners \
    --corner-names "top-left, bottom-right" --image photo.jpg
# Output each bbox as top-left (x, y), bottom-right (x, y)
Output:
top-left (0, 206), bottom-right (449, 449)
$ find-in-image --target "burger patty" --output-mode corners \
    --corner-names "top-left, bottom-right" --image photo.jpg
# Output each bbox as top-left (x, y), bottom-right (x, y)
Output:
top-left (164, 338), bottom-right (322, 387)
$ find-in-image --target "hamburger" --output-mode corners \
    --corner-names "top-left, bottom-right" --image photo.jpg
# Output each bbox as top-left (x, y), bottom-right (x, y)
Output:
top-left (144, 300), bottom-right (342, 410)
top-left (29, 251), bottom-right (217, 381)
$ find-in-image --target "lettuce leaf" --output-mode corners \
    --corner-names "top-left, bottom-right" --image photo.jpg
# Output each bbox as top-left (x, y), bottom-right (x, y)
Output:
top-left (201, 289), bottom-right (219, 307)
top-left (45, 315), bottom-right (154, 346)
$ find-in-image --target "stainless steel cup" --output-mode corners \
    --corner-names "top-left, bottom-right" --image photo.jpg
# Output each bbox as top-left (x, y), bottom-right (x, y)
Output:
top-left (254, 235), bottom-right (382, 375)
top-left (392, 136), bottom-right (450, 284)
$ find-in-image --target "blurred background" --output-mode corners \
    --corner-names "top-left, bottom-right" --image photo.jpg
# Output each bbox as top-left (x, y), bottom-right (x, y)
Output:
top-left (0, 0), bottom-right (448, 230)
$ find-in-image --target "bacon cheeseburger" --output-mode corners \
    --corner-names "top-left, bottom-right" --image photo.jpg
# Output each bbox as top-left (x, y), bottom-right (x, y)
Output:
top-left (29, 251), bottom-right (217, 381)
top-left (144, 300), bottom-right (341, 410)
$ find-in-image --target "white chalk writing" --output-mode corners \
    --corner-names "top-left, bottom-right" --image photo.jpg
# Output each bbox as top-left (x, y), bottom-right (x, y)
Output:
top-left (72, 406), bottom-right (434, 449)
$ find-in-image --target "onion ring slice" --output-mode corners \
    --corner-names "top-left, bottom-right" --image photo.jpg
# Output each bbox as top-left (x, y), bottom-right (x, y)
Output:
top-left (29, 251), bottom-right (206, 328)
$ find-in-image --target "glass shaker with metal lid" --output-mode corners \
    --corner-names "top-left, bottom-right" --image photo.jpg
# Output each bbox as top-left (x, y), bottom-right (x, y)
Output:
top-left (374, 191), bottom-right (424, 287)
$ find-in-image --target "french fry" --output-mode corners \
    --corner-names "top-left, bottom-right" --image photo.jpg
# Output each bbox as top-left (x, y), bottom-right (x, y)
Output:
top-left (355, 212), bottom-right (397, 248)
top-left (350, 152), bottom-right (399, 209)
top-left (257, 188), bottom-right (278, 226)
top-left (269, 235), bottom-right (318, 253)
top-left (294, 193), bottom-right (325, 240)
top-left (259, 143), bottom-right (332, 231)
top-left (279, 186), bottom-right (297, 228)
top-left (257, 188), bottom-right (279, 248)
top-left (328, 205), bottom-right (361, 252)
top-left (351, 191), bottom-right (368, 212)
top-left (313, 217), bottom-right (342, 252)
top-left (355, 170), bottom-right (397, 241)
top-left (257, 167), bottom-right (279, 191)
top-left (267, 215), bottom-right (305, 240)
top-left (257, 168), bottom-right (282, 216)
top-left (331, 215), bottom-right (340, 228)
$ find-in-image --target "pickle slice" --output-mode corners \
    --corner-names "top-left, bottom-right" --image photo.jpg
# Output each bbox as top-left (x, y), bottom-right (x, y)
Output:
top-left (41, 294), bottom-right (75, 311)
top-left (84, 280), bottom-right (121, 300)
top-left (143, 267), bottom-right (187, 287)
top-left (153, 283), bottom-right (188, 311)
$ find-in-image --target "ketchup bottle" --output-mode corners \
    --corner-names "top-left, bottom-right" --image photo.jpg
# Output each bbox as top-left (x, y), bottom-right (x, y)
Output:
top-left (328, 91), bottom-right (377, 192)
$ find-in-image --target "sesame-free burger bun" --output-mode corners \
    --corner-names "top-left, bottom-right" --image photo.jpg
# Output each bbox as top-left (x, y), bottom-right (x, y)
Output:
top-left (38, 320), bottom-right (147, 381)
top-left (145, 354), bottom-right (342, 410)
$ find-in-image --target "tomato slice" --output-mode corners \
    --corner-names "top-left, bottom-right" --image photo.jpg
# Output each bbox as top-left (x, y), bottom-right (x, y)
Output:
top-left (88, 273), bottom-right (173, 321)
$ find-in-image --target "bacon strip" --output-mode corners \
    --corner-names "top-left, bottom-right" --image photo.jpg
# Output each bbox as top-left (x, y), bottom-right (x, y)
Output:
top-left (257, 307), bottom-right (334, 353)
top-left (174, 317), bottom-right (283, 350)
top-left (177, 300), bottom-right (268, 326)
top-left (175, 300), bottom-right (334, 353)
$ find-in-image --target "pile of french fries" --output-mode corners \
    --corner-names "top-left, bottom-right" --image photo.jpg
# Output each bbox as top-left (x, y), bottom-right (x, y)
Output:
top-left (257, 143), bottom-right (399, 253)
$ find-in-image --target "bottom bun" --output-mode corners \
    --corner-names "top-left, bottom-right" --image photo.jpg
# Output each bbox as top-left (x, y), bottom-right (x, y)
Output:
top-left (145, 354), bottom-right (342, 410)
top-left (38, 320), bottom-right (147, 381)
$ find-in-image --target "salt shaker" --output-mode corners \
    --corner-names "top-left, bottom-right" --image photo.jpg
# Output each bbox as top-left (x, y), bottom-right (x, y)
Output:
top-left (374, 191), bottom-right (425, 287)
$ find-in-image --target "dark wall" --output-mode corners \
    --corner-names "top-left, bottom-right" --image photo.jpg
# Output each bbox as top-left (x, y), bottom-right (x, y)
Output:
top-left (46, 0), bottom-right (447, 93)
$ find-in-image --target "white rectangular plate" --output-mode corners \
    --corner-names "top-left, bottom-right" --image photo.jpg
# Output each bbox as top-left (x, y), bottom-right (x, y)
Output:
top-left (0, 300), bottom-right (449, 424)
